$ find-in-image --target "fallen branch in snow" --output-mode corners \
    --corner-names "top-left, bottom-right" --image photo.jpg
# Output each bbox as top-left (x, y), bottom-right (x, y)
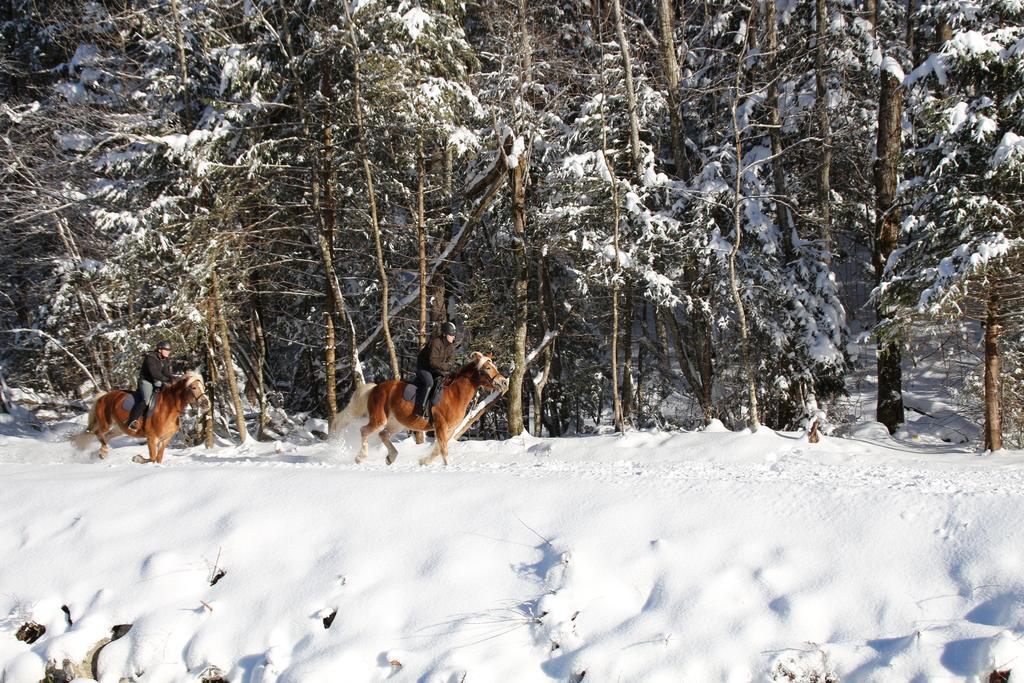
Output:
top-left (515, 513), bottom-right (555, 549)
top-left (355, 131), bottom-right (512, 358)
top-left (453, 313), bottom-right (571, 440)
top-left (2, 329), bottom-right (102, 394)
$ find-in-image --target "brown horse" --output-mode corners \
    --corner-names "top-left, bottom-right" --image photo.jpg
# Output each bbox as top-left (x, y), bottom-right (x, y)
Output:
top-left (333, 352), bottom-right (508, 466)
top-left (73, 371), bottom-right (210, 464)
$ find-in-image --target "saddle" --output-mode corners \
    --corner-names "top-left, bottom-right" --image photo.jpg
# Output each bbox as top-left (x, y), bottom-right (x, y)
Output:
top-left (402, 380), bottom-right (444, 408)
top-left (120, 388), bottom-right (160, 420)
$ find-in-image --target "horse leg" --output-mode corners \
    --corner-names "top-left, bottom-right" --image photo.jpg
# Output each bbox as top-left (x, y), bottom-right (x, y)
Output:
top-left (356, 416), bottom-right (386, 464)
top-left (96, 429), bottom-right (111, 459)
top-left (132, 437), bottom-right (157, 464)
top-left (156, 436), bottom-right (170, 464)
top-left (380, 425), bottom-right (400, 465)
top-left (419, 422), bottom-right (450, 466)
top-left (90, 408), bottom-right (112, 459)
top-left (436, 423), bottom-right (451, 466)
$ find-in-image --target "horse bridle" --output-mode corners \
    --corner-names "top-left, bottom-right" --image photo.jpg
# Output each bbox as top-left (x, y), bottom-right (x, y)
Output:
top-left (474, 360), bottom-right (507, 392)
top-left (185, 376), bottom-right (209, 405)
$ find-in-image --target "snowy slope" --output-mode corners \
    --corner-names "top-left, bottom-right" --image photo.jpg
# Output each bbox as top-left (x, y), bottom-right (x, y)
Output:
top-left (2, 420), bottom-right (1024, 683)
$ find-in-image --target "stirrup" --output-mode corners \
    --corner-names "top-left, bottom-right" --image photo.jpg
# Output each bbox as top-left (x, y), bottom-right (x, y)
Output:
top-left (127, 419), bottom-right (140, 431)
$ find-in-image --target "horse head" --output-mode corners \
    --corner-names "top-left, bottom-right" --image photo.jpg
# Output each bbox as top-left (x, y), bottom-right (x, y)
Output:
top-left (465, 352), bottom-right (509, 394)
top-left (179, 370), bottom-right (211, 412)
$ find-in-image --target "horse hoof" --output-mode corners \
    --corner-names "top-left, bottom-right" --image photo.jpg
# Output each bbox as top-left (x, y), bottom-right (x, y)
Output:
top-left (418, 457), bottom-right (430, 466)
top-left (386, 453), bottom-right (396, 465)
top-left (131, 455), bottom-right (149, 464)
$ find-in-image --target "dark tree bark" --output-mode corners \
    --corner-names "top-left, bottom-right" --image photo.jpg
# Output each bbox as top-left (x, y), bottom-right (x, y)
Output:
top-left (815, 0), bottom-right (833, 255)
top-left (984, 285), bottom-right (1003, 452)
top-left (211, 269), bottom-right (247, 443)
top-left (656, 0), bottom-right (690, 180)
top-left (873, 36), bottom-right (906, 433)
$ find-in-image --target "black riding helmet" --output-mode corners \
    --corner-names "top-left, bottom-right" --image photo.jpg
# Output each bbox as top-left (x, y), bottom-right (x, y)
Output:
top-left (156, 340), bottom-right (171, 350)
top-left (441, 322), bottom-right (457, 337)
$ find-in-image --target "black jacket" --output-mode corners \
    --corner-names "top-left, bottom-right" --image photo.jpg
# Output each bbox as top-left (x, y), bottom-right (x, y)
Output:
top-left (140, 351), bottom-right (174, 384)
top-left (416, 335), bottom-right (455, 375)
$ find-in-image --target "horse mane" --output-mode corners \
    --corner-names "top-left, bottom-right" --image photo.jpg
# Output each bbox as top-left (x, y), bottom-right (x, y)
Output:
top-left (179, 370), bottom-right (202, 384)
top-left (167, 370), bottom-right (203, 395)
top-left (454, 353), bottom-right (489, 377)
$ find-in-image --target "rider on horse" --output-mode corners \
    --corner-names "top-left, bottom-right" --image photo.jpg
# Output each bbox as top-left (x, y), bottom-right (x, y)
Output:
top-left (126, 340), bottom-right (176, 431)
top-left (414, 321), bottom-right (457, 419)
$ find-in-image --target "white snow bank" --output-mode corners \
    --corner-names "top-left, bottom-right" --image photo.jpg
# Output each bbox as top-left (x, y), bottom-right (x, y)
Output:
top-left (1, 428), bottom-right (1023, 681)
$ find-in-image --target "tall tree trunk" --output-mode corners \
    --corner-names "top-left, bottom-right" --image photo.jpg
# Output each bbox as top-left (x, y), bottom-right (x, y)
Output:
top-left (864, 0), bottom-right (877, 37)
top-left (169, 0), bottom-right (191, 127)
top-left (418, 136), bottom-right (428, 347)
top-left (276, 18), bottom-right (364, 389)
top-left (610, 0), bottom-right (641, 429)
top-left (321, 65), bottom-right (339, 418)
top-left (505, 0), bottom-right (532, 437)
top-left (656, 0), bottom-right (690, 179)
top-left (620, 281), bottom-right (635, 425)
top-left (655, 0), bottom-right (703, 411)
top-left (324, 311), bottom-right (337, 417)
top-left (700, 307), bottom-right (713, 422)
top-left (815, 0), bottom-right (833, 255)
top-left (592, 12), bottom-right (625, 433)
top-left (654, 303), bottom-right (673, 393)
top-left (984, 285), bottom-right (1003, 452)
top-left (609, 183), bottom-right (625, 433)
top-left (429, 145), bottom-right (454, 331)
top-left (204, 291), bottom-right (219, 449)
top-left (344, 9), bottom-right (400, 380)
top-left (874, 23), bottom-right (905, 433)
top-left (730, 20), bottom-right (761, 431)
top-left (250, 304), bottom-right (270, 440)
top-left (765, 0), bottom-right (795, 254)
top-left (532, 249), bottom-right (555, 437)
top-left (507, 156), bottom-right (530, 436)
top-left (212, 270), bottom-right (247, 443)
top-left (651, 0), bottom-right (716, 428)
top-left (611, 0), bottom-right (643, 179)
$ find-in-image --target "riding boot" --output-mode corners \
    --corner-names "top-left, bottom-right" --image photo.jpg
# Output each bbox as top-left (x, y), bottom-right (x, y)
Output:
top-left (415, 398), bottom-right (429, 420)
top-left (126, 401), bottom-right (145, 431)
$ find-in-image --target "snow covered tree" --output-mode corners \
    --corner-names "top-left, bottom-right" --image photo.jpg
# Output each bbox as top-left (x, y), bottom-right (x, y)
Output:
top-left (882, 0), bottom-right (1024, 450)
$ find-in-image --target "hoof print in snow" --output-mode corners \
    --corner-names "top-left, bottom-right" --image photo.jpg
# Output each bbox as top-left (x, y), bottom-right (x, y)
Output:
top-left (210, 568), bottom-right (226, 586)
top-left (61, 604), bottom-right (73, 625)
top-left (990, 671), bottom-right (1011, 683)
top-left (322, 609), bottom-right (337, 629)
top-left (15, 621), bottom-right (45, 643)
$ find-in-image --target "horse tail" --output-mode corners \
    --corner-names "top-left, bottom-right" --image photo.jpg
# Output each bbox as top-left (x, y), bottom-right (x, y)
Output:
top-left (71, 400), bottom-right (99, 450)
top-left (331, 383), bottom-right (376, 436)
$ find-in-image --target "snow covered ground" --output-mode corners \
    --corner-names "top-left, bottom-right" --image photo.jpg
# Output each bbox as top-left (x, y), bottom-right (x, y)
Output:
top-left (2, 413), bottom-right (1024, 682)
